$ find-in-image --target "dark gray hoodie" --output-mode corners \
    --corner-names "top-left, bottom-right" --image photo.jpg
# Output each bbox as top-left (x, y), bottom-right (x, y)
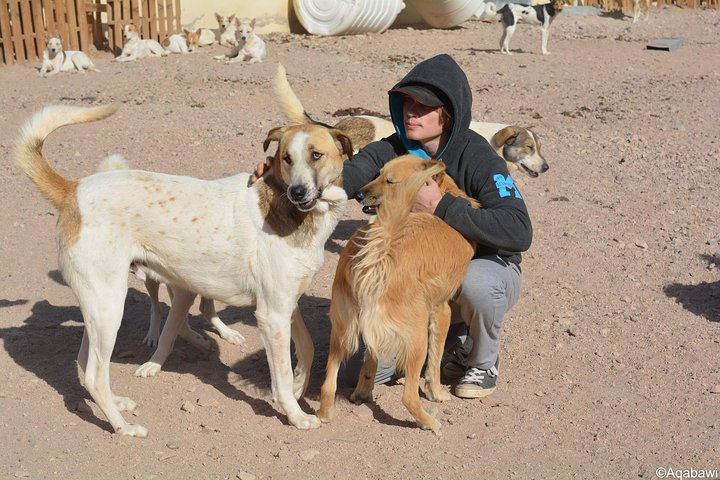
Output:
top-left (342, 54), bottom-right (532, 265)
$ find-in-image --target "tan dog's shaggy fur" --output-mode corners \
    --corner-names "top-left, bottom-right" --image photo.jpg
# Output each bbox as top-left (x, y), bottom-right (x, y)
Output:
top-left (317, 155), bottom-right (478, 432)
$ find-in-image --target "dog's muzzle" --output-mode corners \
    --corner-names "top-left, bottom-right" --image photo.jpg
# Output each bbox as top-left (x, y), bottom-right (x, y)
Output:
top-left (355, 190), bottom-right (378, 215)
top-left (289, 184), bottom-right (319, 212)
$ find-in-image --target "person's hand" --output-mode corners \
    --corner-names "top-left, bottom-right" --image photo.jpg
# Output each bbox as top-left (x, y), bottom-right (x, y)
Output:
top-left (248, 157), bottom-right (273, 186)
top-left (412, 177), bottom-right (442, 214)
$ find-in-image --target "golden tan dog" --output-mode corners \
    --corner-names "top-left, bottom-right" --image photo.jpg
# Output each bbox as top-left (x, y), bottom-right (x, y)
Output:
top-left (317, 154), bottom-right (478, 432)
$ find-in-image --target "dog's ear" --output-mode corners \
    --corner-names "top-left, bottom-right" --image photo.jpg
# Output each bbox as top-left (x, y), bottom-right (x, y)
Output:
top-left (215, 12), bottom-right (221, 21)
top-left (263, 126), bottom-right (286, 152)
top-left (234, 17), bottom-right (241, 27)
top-left (331, 129), bottom-right (353, 161)
top-left (44, 32), bottom-right (51, 42)
top-left (250, 18), bottom-right (256, 29)
top-left (492, 126), bottom-right (521, 148)
top-left (229, 13), bottom-right (236, 21)
top-left (195, 28), bottom-right (201, 34)
top-left (425, 160), bottom-right (447, 183)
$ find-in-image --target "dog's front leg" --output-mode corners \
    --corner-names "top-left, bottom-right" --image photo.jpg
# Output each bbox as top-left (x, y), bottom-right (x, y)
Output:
top-left (256, 302), bottom-right (321, 429)
top-left (135, 288), bottom-right (195, 377)
top-left (541, 25), bottom-right (551, 55)
top-left (290, 306), bottom-right (314, 399)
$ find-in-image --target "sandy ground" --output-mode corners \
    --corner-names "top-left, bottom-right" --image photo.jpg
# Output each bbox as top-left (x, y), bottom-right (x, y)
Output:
top-left (1, 6), bottom-right (719, 479)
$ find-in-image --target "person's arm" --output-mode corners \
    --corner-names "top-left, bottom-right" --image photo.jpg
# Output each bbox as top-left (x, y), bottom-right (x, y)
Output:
top-left (436, 159), bottom-right (532, 253)
top-left (342, 138), bottom-right (399, 199)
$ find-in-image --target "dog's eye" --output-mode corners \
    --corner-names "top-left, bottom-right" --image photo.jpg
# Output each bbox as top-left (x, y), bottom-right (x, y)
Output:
top-left (311, 151), bottom-right (323, 161)
top-left (283, 154), bottom-right (291, 165)
top-left (386, 179), bottom-right (397, 185)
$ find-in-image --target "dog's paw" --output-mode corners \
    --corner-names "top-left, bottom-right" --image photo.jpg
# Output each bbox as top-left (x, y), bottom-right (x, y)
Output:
top-left (113, 395), bottom-right (137, 412)
top-left (218, 328), bottom-right (245, 346)
top-left (289, 412), bottom-right (322, 430)
top-left (135, 362), bottom-right (162, 378)
top-left (116, 423), bottom-right (149, 438)
top-left (141, 334), bottom-right (159, 347)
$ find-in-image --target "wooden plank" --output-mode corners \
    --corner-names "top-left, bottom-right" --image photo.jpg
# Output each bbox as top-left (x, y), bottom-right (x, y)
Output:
top-left (0, 0), bottom-right (15, 63)
top-left (31, 0), bottom-right (45, 53)
top-left (55, 0), bottom-right (70, 45)
top-left (19, 0), bottom-right (37, 59)
top-left (112, 0), bottom-right (122, 54)
top-left (65, 0), bottom-right (80, 50)
top-left (142, 0), bottom-right (151, 39)
top-left (9, 0), bottom-right (25, 62)
top-left (174, 0), bottom-right (179, 32)
top-left (75, 0), bottom-right (90, 51)
top-left (157, 0), bottom-right (166, 38)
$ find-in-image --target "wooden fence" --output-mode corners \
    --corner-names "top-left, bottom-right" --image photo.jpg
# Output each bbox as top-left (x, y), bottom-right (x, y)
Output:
top-left (0, 0), bottom-right (181, 65)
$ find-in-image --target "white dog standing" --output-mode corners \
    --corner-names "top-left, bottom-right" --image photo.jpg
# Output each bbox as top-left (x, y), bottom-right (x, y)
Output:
top-left (215, 12), bottom-right (239, 47)
top-left (39, 35), bottom-right (99, 77)
top-left (113, 23), bottom-right (169, 62)
top-left (15, 102), bottom-right (352, 436)
top-left (214, 18), bottom-right (267, 64)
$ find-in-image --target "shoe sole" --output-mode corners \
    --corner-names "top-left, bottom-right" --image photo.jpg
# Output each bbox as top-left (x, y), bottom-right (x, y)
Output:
top-left (454, 385), bottom-right (497, 399)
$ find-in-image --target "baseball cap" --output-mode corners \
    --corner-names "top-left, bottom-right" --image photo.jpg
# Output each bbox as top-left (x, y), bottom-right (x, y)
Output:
top-left (388, 85), bottom-right (445, 108)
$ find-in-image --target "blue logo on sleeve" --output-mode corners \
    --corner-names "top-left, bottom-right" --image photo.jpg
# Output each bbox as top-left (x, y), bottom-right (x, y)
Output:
top-left (493, 174), bottom-right (523, 199)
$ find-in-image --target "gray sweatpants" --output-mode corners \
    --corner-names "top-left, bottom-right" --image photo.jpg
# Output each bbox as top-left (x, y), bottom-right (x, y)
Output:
top-left (339, 255), bottom-right (522, 385)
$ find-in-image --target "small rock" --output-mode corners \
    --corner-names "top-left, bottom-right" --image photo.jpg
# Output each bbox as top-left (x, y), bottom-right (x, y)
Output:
top-left (710, 384), bottom-right (720, 394)
top-left (180, 401), bottom-right (195, 413)
top-left (299, 449), bottom-right (320, 462)
top-left (197, 397), bottom-right (220, 408)
top-left (237, 471), bottom-right (256, 480)
top-left (166, 442), bottom-right (180, 450)
top-left (467, 433), bottom-right (477, 439)
top-left (14, 472), bottom-right (30, 478)
top-left (351, 403), bottom-right (373, 419)
top-left (634, 240), bottom-right (648, 249)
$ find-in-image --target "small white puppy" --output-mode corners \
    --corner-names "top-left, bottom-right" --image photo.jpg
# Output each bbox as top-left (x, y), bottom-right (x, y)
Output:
top-left (113, 23), bottom-right (169, 62)
top-left (39, 35), bottom-right (99, 77)
top-left (214, 18), bottom-right (267, 65)
top-left (215, 12), bottom-right (238, 47)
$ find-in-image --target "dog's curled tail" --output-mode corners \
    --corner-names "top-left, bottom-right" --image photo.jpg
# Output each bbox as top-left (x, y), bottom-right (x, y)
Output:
top-left (273, 63), bottom-right (318, 125)
top-left (15, 103), bottom-right (119, 210)
top-left (97, 154), bottom-right (129, 172)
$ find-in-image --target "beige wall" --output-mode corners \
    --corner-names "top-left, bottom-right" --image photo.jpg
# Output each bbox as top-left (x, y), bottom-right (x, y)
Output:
top-left (181, 0), bottom-right (304, 34)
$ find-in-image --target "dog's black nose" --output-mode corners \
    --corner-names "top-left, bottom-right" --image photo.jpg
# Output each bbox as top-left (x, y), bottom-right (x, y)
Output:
top-left (289, 185), bottom-right (307, 202)
top-left (541, 164), bottom-right (549, 173)
top-left (355, 190), bottom-right (365, 202)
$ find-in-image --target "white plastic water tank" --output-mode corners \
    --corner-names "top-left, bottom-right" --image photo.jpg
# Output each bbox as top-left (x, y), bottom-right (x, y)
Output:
top-left (405, 0), bottom-right (485, 28)
top-left (293, 0), bottom-right (406, 36)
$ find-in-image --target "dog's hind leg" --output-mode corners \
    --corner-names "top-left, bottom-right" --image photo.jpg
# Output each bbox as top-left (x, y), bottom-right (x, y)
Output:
top-left (290, 306), bottom-right (314, 399)
top-left (142, 277), bottom-right (162, 347)
top-left (135, 288), bottom-right (196, 377)
top-left (422, 302), bottom-right (452, 403)
top-left (199, 297), bottom-right (245, 345)
top-left (71, 261), bottom-right (148, 436)
top-left (350, 351), bottom-right (378, 404)
top-left (500, 25), bottom-right (515, 54)
top-left (256, 299), bottom-right (321, 429)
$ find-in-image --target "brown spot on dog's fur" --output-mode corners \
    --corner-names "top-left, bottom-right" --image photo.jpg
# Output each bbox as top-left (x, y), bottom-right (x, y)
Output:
top-left (334, 117), bottom-right (377, 151)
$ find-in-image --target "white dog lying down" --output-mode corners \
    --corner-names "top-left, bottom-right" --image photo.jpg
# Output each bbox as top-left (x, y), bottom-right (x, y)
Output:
top-left (114, 23), bottom-right (169, 62)
top-left (16, 103), bottom-right (352, 436)
top-left (39, 35), bottom-right (99, 77)
top-left (214, 18), bottom-right (267, 64)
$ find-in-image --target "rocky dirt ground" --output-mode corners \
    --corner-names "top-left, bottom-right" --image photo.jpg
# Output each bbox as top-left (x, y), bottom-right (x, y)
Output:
top-left (0, 5), bottom-right (719, 479)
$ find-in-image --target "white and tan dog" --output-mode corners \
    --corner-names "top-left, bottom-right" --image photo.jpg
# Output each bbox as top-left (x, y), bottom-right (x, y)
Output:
top-left (162, 30), bottom-right (194, 54)
top-left (215, 12), bottom-right (239, 47)
top-left (96, 154), bottom-right (245, 350)
top-left (214, 18), bottom-right (267, 64)
top-left (39, 35), bottom-right (99, 77)
top-left (113, 23), bottom-right (169, 62)
top-left (632, 0), bottom-right (650, 23)
top-left (274, 64), bottom-right (548, 176)
top-left (16, 103), bottom-right (352, 436)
